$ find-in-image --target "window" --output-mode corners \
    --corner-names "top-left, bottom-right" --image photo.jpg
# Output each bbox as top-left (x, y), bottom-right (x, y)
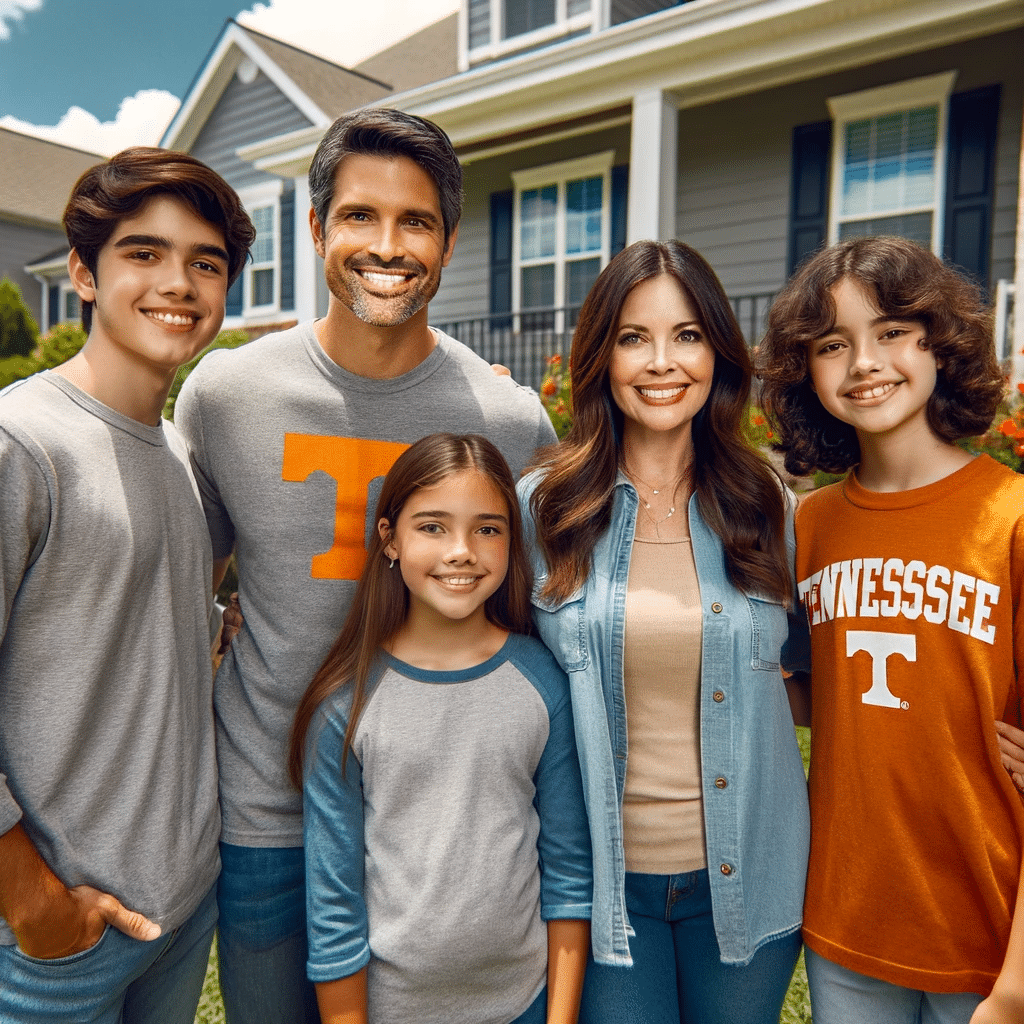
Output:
top-left (238, 181), bottom-right (283, 315)
top-left (466, 0), bottom-right (592, 64)
top-left (512, 152), bottom-right (613, 322)
top-left (827, 72), bottom-right (956, 253)
top-left (60, 284), bottom-right (81, 323)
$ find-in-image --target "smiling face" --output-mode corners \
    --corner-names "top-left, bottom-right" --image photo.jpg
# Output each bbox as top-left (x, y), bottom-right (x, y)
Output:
top-left (69, 194), bottom-right (229, 379)
top-left (381, 468), bottom-right (510, 630)
top-left (311, 153), bottom-right (455, 329)
top-left (607, 273), bottom-right (716, 444)
top-left (808, 276), bottom-right (938, 444)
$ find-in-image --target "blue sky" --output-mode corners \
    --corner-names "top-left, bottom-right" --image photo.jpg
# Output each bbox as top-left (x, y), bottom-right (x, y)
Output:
top-left (0, 0), bottom-right (458, 154)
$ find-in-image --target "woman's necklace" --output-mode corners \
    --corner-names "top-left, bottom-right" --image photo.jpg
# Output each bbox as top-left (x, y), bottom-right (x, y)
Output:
top-left (622, 462), bottom-right (689, 536)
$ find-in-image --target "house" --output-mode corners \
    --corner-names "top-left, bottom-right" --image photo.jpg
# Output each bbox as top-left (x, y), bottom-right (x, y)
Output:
top-left (20, 0), bottom-right (1021, 387)
top-left (162, 0), bottom-right (1023, 389)
top-left (0, 128), bottom-right (100, 330)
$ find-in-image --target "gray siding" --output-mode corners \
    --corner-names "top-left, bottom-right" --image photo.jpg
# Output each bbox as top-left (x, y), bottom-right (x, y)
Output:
top-left (433, 124), bottom-right (631, 320)
top-left (190, 70), bottom-right (314, 192)
top-left (675, 27), bottom-right (1022, 296)
top-left (0, 219), bottom-right (68, 328)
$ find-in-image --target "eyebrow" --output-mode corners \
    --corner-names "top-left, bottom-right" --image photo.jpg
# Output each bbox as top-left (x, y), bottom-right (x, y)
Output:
top-left (618, 320), bottom-right (702, 332)
top-left (113, 234), bottom-right (230, 264)
top-left (410, 510), bottom-right (509, 524)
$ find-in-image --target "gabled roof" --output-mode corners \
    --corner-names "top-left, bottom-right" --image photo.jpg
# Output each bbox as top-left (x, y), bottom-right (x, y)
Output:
top-left (0, 127), bottom-right (101, 228)
top-left (353, 13), bottom-right (458, 95)
top-left (162, 19), bottom-right (392, 152)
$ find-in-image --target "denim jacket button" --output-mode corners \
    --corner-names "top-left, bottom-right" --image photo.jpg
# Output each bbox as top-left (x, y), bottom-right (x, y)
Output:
top-left (720, 863), bottom-right (734, 875)
top-left (711, 602), bottom-right (723, 613)
top-left (712, 690), bottom-right (725, 703)
top-left (714, 777), bottom-right (728, 789)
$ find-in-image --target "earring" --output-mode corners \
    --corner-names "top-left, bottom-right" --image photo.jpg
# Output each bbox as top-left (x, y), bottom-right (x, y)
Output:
top-left (389, 558), bottom-right (395, 569)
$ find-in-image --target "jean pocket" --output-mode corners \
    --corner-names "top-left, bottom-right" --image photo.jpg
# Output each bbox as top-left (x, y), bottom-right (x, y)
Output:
top-left (531, 577), bottom-right (590, 672)
top-left (13, 924), bottom-right (112, 966)
top-left (746, 593), bottom-right (787, 670)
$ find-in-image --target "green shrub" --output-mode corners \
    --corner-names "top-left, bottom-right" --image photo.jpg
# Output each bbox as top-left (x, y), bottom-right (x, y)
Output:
top-left (36, 321), bottom-right (87, 368)
top-left (0, 279), bottom-right (39, 358)
top-left (164, 330), bottom-right (252, 420)
top-left (539, 354), bottom-right (572, 440)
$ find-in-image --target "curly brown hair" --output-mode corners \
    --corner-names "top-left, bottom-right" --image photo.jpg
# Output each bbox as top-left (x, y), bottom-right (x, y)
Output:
top-left (759, 236), bottom-right (1001, 476)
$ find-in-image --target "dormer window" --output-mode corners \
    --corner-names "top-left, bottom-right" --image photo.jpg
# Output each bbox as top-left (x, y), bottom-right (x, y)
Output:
top-left (465, 0), bottom-right (593, 66)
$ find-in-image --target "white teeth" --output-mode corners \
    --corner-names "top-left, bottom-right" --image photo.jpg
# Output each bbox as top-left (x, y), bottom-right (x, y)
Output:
top-left (849, 381), bottom-right (897, 400)
top-left (639, 385), bottom-right (686, 399)
top-left (437, 576), bottom-right (478, 586)
top-left (361, 271), bottom-right (406, 288)
top-left (147, 311), bottom-right (195, 326)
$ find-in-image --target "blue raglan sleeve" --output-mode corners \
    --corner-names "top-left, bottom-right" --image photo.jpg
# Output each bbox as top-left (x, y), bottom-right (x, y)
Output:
top-left (303, 700), bottom-right (372, 983)
top-left (524, 645), bottom-right (593, 921)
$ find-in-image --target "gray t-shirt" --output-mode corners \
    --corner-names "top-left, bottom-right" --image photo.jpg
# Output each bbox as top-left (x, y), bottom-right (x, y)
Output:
top-left (304, 634), bottom-right (592, 1024)
top-left (175, 322), bottom-right (556, 846)
top-left (0, 373), bottom-right (219, 945)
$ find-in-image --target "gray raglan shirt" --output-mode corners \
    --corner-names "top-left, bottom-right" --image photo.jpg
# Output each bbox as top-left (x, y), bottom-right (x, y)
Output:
top-left (0, 373), bottom-right (219, 945)
top-left (175, 323), bottom-right (556, 847)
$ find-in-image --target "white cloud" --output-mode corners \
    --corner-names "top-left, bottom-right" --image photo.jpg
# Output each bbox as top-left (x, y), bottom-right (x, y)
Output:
top-left (0, 89), bottom-right (181, 156)
top-left (0, 0), bottom-right (42, 41)
top-left (237, 0), bottom-right (459, 68)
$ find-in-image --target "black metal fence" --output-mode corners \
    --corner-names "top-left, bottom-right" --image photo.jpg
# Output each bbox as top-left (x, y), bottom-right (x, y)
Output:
top-left (434, 293), bottom-right (777, 392)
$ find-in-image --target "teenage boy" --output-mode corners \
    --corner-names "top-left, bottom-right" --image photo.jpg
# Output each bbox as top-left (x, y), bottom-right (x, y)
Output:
top-left (0, 148), bottom-right (255, 1023)
top-left (176, 108), bottom-right (556, 1023)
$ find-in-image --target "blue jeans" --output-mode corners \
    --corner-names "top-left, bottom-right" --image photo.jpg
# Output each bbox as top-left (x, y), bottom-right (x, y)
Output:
top-left (0, 882), bottom-right (216, 1024)
top-left (805, 948), bottom-right (984, 1024)
top-left (217, 842), bottom-right (319, 1024)
top-left (580, 869), bottom-right (801, 1024)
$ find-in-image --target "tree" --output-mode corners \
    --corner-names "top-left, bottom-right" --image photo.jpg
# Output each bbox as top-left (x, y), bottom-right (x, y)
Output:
top-left (0, 279), bottom-right (39, 358)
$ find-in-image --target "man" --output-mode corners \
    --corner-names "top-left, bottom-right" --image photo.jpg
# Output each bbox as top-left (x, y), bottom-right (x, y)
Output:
top-left (176, 108), bottom-right (556, 1022)
top-left (0, 148), bottom-right (255, 1022)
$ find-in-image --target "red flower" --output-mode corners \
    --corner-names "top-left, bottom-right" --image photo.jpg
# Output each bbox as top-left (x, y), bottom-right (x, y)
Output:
top-left (751, 414), bottom-right (765, 427)
top-left (998, 418), bottom-right (1017, 437)
top-left (547, 354), bottom-right (563, 367)
top-left (1017, 382), bottom-right (1024, 395)
top-left (555, 402), bottom-right (566, 414)
top-left (766, 430), bottom-right (774, 439)
top-left (541, 378), bottom-right (557, 397)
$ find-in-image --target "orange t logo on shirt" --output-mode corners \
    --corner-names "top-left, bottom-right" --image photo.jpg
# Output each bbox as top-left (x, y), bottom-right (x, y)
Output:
top-left (282, 433), bottom-right (410, 580)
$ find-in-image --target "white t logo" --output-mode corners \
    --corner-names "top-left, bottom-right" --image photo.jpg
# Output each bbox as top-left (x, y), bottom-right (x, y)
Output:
top-left (846, 630), bottom-right (916, 708)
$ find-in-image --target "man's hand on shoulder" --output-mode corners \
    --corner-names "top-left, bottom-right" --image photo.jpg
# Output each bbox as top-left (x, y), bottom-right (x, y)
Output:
top-left (0, 823), bottom-right (160, 958)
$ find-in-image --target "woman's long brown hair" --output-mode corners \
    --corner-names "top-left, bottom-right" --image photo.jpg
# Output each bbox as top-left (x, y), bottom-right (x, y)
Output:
top-left (529, 240), bottom-right (791, 605)
top-left (288, 433), bottom-right (534, 787)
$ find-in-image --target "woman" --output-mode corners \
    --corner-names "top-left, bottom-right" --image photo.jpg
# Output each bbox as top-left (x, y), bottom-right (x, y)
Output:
top-left (517, 240), bottom-right (809, 1024)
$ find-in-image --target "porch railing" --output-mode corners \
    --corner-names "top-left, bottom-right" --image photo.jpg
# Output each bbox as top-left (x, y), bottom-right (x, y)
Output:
top-left (434, 292), bottom-right (778, 392)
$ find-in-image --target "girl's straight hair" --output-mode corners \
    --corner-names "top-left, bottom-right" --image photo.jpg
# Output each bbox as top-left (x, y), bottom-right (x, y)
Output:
top-left (529, 239), bottom-right (792, 606)
top-left (288, 433), bottom-right (533, 786)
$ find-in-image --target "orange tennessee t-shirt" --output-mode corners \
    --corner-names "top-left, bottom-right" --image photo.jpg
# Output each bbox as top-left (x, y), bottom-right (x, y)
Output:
top-left (796, 455), bottom-right (1024, 995)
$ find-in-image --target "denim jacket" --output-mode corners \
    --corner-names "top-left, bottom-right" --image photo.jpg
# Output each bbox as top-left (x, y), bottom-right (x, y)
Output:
top-left (517, 470), bottom-right (810, 966)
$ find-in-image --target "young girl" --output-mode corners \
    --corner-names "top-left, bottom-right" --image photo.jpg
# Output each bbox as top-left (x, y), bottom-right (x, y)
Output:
top-left (288, 433), bottom-right (592, 1024)
top-left (760, 235), bottom-right (1024, 1024)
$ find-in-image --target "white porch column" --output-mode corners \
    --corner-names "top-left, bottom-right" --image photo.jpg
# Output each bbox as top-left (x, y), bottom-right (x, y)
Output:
top-left (627, 88), bottom-right (678, 244)
top-left (1012, 100), bottom-right (1024, 387)
top-left (293, 175), bottom-right (318, 323)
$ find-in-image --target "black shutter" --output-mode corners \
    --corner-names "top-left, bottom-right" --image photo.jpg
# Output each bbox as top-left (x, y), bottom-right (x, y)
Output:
top-left (611, 164), bottom-right (629, 256)
top-left (279, 186), bottom-right (295, 313)
top-left (48, 282), bottom-right (59, 327)
top-left (226, 274), bottom-right (243, 317)
top-left (489, 189), bottom-right (513, 327)
top-left (943, 85), bottom-right (1000, 293)
top-left (787, 121), bottom-right (832, 276)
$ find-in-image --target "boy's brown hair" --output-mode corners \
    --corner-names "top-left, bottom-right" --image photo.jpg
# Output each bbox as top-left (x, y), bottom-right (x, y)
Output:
top-left (63, 147), bottom-right (255, 332)
top-left (759, 236), bottom-right (1002, 476)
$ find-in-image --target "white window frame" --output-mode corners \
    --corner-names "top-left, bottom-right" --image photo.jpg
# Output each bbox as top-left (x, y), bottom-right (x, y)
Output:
top-left (59, 282), bottom-right (81, 324)
top-left (511, 151), bottom-right (613, 328)
top-left (465, 0), bottom-right (593, 67)
top-left (238, 180), bottom-right (282, 317)
top-left (826, 71), bottom-right (957, 254)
